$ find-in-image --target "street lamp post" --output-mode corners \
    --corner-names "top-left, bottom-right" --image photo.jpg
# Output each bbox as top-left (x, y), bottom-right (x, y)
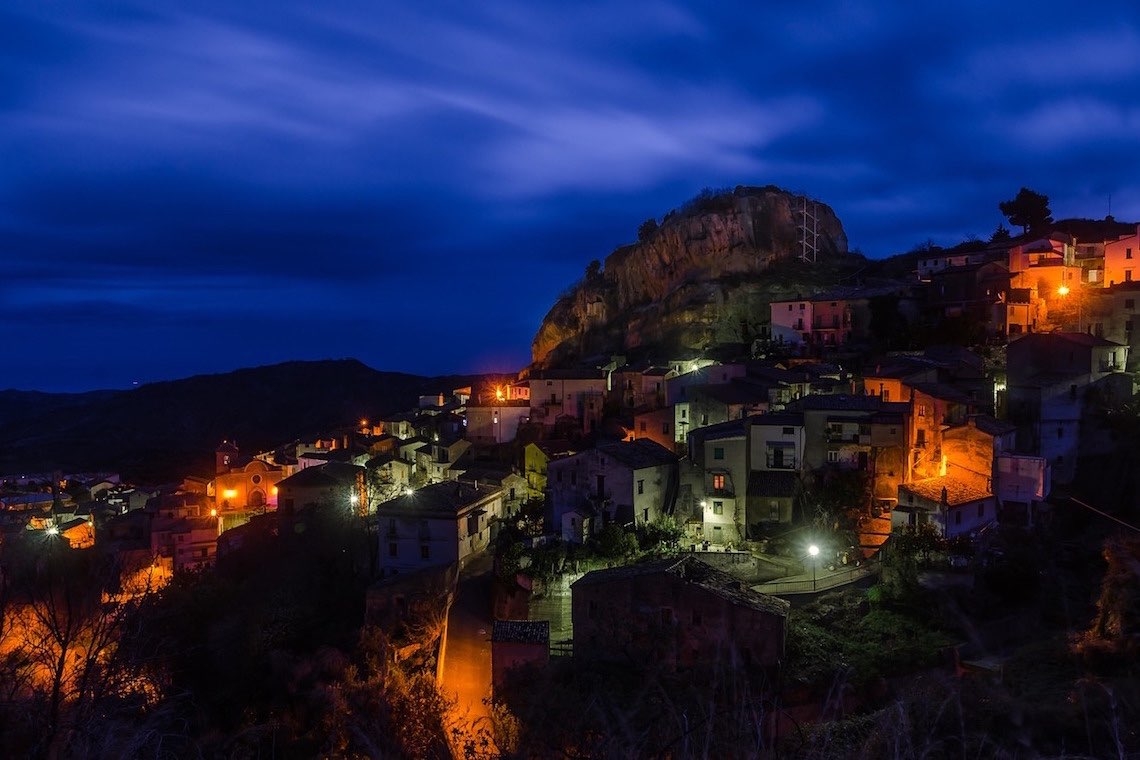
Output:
top-left (808, 544), bottom-right (819, 590)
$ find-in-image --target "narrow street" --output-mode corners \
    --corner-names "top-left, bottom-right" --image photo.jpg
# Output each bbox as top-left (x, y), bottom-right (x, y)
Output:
top-left (438, 554), bottom-right (496, 757)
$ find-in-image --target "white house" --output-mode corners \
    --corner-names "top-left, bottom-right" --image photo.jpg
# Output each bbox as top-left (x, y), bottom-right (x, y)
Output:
top-left (547, 439), bottom-right (678, 542)
top-left (376, 480), bottom-right (504, 576)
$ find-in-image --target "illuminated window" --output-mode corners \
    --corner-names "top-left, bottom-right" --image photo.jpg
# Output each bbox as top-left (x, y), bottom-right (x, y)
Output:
top-left (713, 474), bottom-right (725, 490)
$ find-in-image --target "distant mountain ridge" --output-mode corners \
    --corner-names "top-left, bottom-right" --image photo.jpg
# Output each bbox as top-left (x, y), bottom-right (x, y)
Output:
top-left (0, 359), bottom-right (478, 483)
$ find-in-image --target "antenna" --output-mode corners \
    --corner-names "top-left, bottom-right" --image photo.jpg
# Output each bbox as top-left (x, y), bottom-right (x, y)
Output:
top-left (797, 194), bottom-right (819, 264)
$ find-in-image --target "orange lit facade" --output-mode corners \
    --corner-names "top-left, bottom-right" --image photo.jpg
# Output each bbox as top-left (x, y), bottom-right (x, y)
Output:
top-left (212, 457), bottom-right (287, 513)
top-left (1103, 224), bottom-right (1140, 287)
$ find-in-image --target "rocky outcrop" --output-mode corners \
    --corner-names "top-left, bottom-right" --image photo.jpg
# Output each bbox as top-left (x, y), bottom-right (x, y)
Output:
top-left (532, 185), bottom-right (851, 366)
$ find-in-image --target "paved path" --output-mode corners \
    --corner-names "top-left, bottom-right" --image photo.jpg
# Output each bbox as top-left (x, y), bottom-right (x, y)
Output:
top-left (438, 554), bottom-right (496, 757)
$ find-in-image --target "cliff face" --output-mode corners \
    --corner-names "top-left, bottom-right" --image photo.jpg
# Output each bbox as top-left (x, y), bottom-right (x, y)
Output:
top-left (532, 186), bottom-right (850, 366)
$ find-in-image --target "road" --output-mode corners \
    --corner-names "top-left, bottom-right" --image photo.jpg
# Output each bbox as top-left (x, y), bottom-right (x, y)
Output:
top-left (438, 554), bottom-right (496, 757)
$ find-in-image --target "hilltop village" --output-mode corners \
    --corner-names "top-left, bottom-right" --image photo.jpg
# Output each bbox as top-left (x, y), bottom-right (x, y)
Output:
top-left (2, 193), bottom-right (1140, 757)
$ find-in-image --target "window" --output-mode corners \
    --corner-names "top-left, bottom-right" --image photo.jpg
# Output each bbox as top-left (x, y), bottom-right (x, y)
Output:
top-left (637, 479), bottom-right (644, 494)
top-left (782, 426), bottom-right (794, 435)
top-left (509, 487), bottom-right (516, 500)
top-left (712, 500), bottom-right (724, 515)
top-left (713, 447), bottom-right (725, 460)
top-left (388, 542), bottom-right (397, 557)
top-left (467, 514), bottom-right (480, 535)
top-left (787, 304), bottom-right (793, 311)
top-left (1128, 248), bottom-right (1134, 259)
top-left (712, 474), bottom-right (725, 490)
top-left (643, 508), bottom-right (649, 522)
top-left (556, 470), bottom-right (563, 483)
top-left (1070, 384), bottom-right (1077, 400)
top-left (640, 421), bottom-right (647, 432)
top-left (701, 414), bottom-right (708, 425)
top-left (827, 450), bottom-right (839, 463)
top-left (251, 474), bottom-right (262, 485)
top-left (662, 423), bottom-right (669, 434)
top-left (588, 599), bottom-right (597, 619)
top-left (1057, 426), bottom-right (1064, 439)
top-left (570, 471), bottom-right (576, 486)
top-left (420, 545), bottom-right (430, 560)
top-left (769, 500), bottom-right (780, 519)
top-left (681, 409), bottom-right (687, 419)
top-left (1127, 299), bottom-right (1135, 310)
top-left (799, 303), bottom-right (805, 310)
top-left (918, 404), bottom-right (927, 417)
top-left (1128, 270), bottom-right (1134, 282)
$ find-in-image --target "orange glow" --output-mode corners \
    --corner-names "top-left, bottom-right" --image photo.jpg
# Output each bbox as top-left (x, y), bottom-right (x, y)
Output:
top-left (271, 486), bottom-right (278, 495)
top-left (495, 386), bottom-right (505, 401)
top-left (209, 508), bottom-right (218, 517)
top-left (939, 455), bottom-right (948, 477)
top-left (222, 489), bottom-right (238, 500)
top-left (1057, 285), bottom-right (1070, 296)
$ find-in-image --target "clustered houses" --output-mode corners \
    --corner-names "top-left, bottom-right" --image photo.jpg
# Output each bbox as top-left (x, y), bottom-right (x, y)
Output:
top-left (3, 215), bottom-right (1139, 702)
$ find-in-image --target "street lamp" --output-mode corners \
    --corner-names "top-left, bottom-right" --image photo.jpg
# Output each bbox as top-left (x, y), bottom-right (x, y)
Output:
top-left (1057, 285), bottom-right (1081, 332)
top-left (808, 544), bottom-right (819, 590)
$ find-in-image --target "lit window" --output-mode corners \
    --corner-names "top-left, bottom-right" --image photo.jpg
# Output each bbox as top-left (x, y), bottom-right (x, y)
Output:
top-left (713, 474), bottom-right (725, 490)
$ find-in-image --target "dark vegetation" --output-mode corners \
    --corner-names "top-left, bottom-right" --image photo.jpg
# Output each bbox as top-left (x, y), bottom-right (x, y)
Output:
top-left (0, 503), bottom-right (459, 758)
top-left (0, 359), bottom-right (481, 483)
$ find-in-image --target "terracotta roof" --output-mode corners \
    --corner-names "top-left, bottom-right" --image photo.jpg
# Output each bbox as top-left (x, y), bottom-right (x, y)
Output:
top-left (901, 476), bottom-right (991, 506)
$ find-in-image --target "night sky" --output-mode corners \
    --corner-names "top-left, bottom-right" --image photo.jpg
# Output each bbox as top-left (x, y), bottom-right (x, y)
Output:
top-left (4, 2), bottom-right (1140, 392)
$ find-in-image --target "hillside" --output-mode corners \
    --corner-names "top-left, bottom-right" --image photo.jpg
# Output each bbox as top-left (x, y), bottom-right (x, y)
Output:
top-left (531, 185), bottom-right (860, 366)
top-left (0, 359), bottom-right (477, 483)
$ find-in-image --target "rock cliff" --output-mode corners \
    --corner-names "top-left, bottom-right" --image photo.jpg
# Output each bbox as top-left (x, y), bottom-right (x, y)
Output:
top-left (532, 185), bottom-right (854, 366)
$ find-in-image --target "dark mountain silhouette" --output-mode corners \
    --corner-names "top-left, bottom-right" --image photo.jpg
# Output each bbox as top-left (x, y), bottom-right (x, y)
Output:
top-left (0, 359), bottom-right (479, 483)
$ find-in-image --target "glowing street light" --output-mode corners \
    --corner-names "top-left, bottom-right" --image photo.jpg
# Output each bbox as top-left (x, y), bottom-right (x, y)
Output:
top-left (808, 544), bottom-right (820, 590)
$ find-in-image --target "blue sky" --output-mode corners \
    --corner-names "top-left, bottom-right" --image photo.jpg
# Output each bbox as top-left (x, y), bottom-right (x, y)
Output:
top-left (3, 1), bottom-right (1140, 391)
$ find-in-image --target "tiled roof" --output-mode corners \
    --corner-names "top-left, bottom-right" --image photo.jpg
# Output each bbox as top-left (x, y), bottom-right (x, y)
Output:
top-left (596, 438), bottom-right (677, 469)
top-left (377, 480), bottom-right (500, 518)
top-left (572, 556), bottom-right (789, 618)
top-left (901, 476), bottom-right (991, 506)
top-left (492, 620), bottom-right (550, 644)
top-left (971, 415), bottom-right (1016, 436)
top-left (748, 471), bottom-right (799, 498)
